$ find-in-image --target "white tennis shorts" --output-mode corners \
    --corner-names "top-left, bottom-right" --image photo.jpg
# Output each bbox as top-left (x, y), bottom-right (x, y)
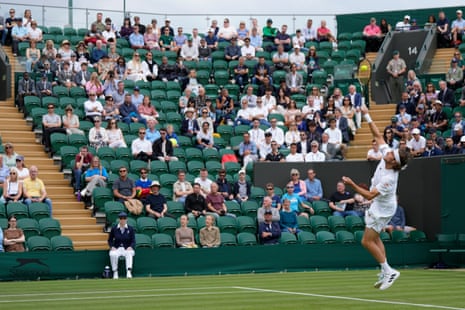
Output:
top-left (364, 209), bottom-right (392, 233)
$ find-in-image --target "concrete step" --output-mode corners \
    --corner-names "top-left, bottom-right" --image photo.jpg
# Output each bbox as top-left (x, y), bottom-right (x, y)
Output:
top-left (53, 209), bottom-right (91, 216)
top-left (64, 232), bottom-right (108, 242)
top-left (57, 217), bottom-right (98, 225)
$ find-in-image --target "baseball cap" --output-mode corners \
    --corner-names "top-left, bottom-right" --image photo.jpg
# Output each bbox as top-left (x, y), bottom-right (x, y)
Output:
top-left (393, 50), bottom-right (399, 56)
top-left (118, 211), bottom-right (128, 218)
top-left (461, 135), bottom-right (465, 142)
top-left (133, 86), bottom-right (140, 91)
top-left (267, 18), bottom-right (273, 23)
top-left (293, 44), bottom-right (300, 49)
top-left (150, 180), bottom-right (161, 187)
top-left (457, 9), bottom-right (463, 15)
top-left (391, 116), bottom-right (398, 122)
top-left (238, 169), bottom-right (246, 175)
top-left (435, 100), bottom-right (443, 105)
top-left (404, 15), bottom-right (410, 20)
top-left (16, 155), bottom-right (24, 161)
top-left (412, 128), bottom-right (420, 135)
top-left (264, 210), bottom-right (273, 215)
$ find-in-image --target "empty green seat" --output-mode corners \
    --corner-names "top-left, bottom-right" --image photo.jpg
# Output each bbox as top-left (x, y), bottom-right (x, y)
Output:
top-left (316, 231), bottom-right (336, 244)
top-left (17, 218), bottom-right (40, 239)
top-left (136, 216), bottom-right (158, 236)
top-left (135, 233), bottom-right (153, 249)
top-left (51, 235), bottom-right (74, 251)
top-left (27, 236), bottom-right (52, 251)
top-left (152, 233), bottom-right (174, 248)
top-left (220, 232), bottom-right (237, 246)
top-left (310, 215), bottom-right (329, 233)
top-left (298, 231), bottom-right (317, 244)
top-left (39, 218), bottom-right (61, 239)
top-left (237, 232), bottom-right (257, 246)
top-left (280, 231), bottom-right (298, 244)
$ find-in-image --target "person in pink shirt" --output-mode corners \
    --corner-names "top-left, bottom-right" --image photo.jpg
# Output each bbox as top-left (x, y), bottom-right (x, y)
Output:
top-left (363, 18), bottom-right (383, 52)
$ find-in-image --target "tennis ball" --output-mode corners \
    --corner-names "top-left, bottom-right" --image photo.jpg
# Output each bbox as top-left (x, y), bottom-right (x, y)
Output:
top-left (170, 138), bottom-right (178, 147)
top-left (360, 65), bottom-right (368, 71)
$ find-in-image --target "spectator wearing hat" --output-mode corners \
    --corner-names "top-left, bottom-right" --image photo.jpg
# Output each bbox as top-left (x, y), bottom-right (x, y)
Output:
top-left (451, 9), bottom-right (465, 46)
top-left (395, 15), bottom-right (411, 31)
top-left (62, 105), bottom-right (84, 135)
top-left (258, 209), bottom-right (281, 245)
top-left (204, 28), bottom-right (218, 50)
top-left (14, 155), bottom-right (29, 181)
top-left (84, 91), bottom-right (104, 122)
top-left (36, 73), bottom-right (52, 98)
top-left (407, 128), bottom-right (426, 157)
top-left (11, 18), bottom-right (27, 56)
top-left (58, 39), bottom-right (74, 61)
top-left (181, 107), bottom-right (200, 137)
top-left (262, 18), bottom-right (277, 43)
top-left (108, 211), bottom-right (135, 279)
top-left (447, 58), bottom-right (463, 90)
top-left (74, 41), bottom-right (91, 64)
top-left (198, 38), bottom-right (212, 61)
top-left (386, 50), bottom-right (406, 103)
top-left (145, 181), bottom-right (174, 219)
top-left (289, 44), bottom-right (306, 72)
top-left (428, 100), bottom-right (449, 132)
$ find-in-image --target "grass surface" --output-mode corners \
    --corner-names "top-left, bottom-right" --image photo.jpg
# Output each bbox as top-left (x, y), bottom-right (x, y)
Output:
top-left (0, 269), bottom-right (464, 310)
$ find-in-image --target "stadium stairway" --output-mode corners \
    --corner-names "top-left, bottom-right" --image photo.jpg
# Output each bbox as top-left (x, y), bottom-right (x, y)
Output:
top-left (0, 48), bottom-right (108, 250)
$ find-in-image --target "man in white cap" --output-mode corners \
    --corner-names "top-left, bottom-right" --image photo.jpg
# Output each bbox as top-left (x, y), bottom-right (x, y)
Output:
top-left (108, 211), bottom-right (135, 279)
top-left (407, 128), bottom-right (426, 157)
top-left (145, 181), bottom-right (174, 219)
top-left (395, 15), bottom-right (411, 31)
top-left (451, 9), bottom-right (465, 46)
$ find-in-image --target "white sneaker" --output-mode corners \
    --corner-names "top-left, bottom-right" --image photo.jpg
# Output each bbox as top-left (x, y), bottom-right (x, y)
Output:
top-left (113, 271), bottom-right (118, 279)
top-left (126, 270), bottom-right (132, 279)
top-left (379, 269), bottom-right (400, 290)
top-left (80, 188), bottom-right (88, 197)
top-left (373, 272), bottom-right (384, 288)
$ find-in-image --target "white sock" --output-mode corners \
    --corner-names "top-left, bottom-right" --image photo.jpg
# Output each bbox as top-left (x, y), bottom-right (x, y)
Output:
top-left (381, 261), bottom-right (392, 273)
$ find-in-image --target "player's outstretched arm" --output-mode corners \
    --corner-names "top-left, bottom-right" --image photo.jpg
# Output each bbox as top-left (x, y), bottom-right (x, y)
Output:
top-left (342, 176), bottom-right (380, 200)
top-left (361, 106), bottom-right (385, 146)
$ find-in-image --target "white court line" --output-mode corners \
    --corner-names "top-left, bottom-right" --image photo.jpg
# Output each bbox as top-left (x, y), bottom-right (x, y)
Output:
top-left (1, 286), bottom-right (227, 298)
top-left (233, 286), bottom-right (465, 310)
top-left (0, 289), bottom-right (257, 304)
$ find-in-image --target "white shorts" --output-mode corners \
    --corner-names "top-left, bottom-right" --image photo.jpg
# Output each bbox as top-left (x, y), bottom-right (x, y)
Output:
top-left (364, 209), bottom-right (392, 234)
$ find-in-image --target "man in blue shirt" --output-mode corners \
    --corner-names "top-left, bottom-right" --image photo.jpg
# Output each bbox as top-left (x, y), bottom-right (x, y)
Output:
top-left (145, 118), bottom-right (161, 143)
top-left (11, 18), bottom-right (28, 56)
top-left (304, 169), bottom-right (323, 202)
top-left (108, 212), bottom-right (135, 279)
top-left (281, 182), bottom-right (313, 218)
top-left (90, 40), bottom-right (107, 64)
top-left (258, 210), bottom-right (281, 244)
top-left (129, 25), bottom-right (144, 49)
top-left (239, 133), bottom-right (258, 168)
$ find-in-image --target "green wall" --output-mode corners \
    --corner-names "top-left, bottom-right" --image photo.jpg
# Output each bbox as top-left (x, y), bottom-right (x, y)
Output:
top-left (0, 243), bottom-right (433, 281)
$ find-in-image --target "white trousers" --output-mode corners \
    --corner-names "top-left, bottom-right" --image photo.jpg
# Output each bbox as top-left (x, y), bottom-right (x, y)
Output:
top-left (109, 247), bottom-right (135, 272)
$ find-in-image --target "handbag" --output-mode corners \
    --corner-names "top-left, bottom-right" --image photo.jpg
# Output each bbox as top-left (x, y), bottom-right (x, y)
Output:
top-left (124, 199), bottom-right (143, 215)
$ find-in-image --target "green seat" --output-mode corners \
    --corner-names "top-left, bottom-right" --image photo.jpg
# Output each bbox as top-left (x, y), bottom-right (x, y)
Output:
top-left (203, 148), bottom-right (220, 162)
top-left (185, 147), bottom-right (203, 161)
top-left (27, 236), bottom-right (52, 251)
top-left (211, 51), bottom-right (225, 61)
top-left (168, 161), bottom-right (187, 174)
top-left (214, 70), bottom-right (229, 87)
top-left (312, 70), bottom-right (328, 85)
top-left (68, 134), bottom-right (88, 149)
top-left (346, 49), bottom-right (362, 63)
top-left (205, 161), bottom-right (222, 175)
top-left (177, 136), bottom-right (193, 148)
top-left (335, 230), bottom-right (356, 244)
top-left (135, 233), bottom-right (153, 249)
top-left (172, 148), bottom-right (186, 162)
top-left (28, 202), bottom-right (50, 220)
top-left (354, 230), bottom-right (364, 243)
top-left (50, 133), bottom-right (68, 155)
top-left (297, 215), bottom-right (312, 232)
top-left (7, 202), bottom-right (29, 219)
top-left (104, 201), bottom-right (126, 226)
top-left (380, 231), bottom-right (391, 243)
top-left (217, 125), bottom-right (234, 142)
top-left (298, 231), bottom-right (317, 244)
top-left (70, 86), bottom-right (87, 98)
top-left (217, 216), bottom-right (238, 234)
top-left (236, 215), bottom-right (257, 234)
top-left (166, 201), bottom-right (185, 218)
top-left (59, 146), bottom-right (78, 170)
top-left (110, 160), bottom-right (129, 174)
top-left (237, 232), bottom-right (257, 246)
top-left (97, 147), bottom-right (116, 162)
top-left (351, 40), bottom-right (366, 52)
top-left (0, 218), bottom-right (7, 230)
top-left (220, 232), bottom-right (237, 246)
top-left (151, 90), bottom-right (167, 101)
top-left (24, 95), bottom-right (42, 115)
top-left (152, 233), bottom-right (174, 248)
top-left (150, 161), bottom-right (169, 175)
top-left (114, 147), bottom-right (131, 162)
top-left (51, 235), bottom-right (74, 251)
top-left (250, 186), bottom-right (266, 202)
top-left (38, 218), bottom-right (61, 239)
top-left (92, 187), bottom-right (114, 212)
top-left (136, 216), bottom-right (158, 237)
top-left (156, 217), bottom-right (177, 237)
top-left (224, 161), bottom-right (241, 175)
top-left (316, 231), bottom-right (336, 244)
top-left (197, 70), bottom-right (211, 85)
top-left (345, 215), bottom-right (365, 232)
top-left (17, 218), bottom-right (41, 239)
top-left (391, 230), bottom-right (409, 243)
top-left (130, 160), bottom-right (148, 174)
top-left (224, 200), bottom-right (242, 217)
top-left (53, 85), bottom-right (69, 96)
top-left (409, 230), bottom-right (427, 242)
top-left (240, 201), bottom-right (259, 219)
top-left (187, 160), bottom-right (205, 175)
top-left (280, 231), bottom-right (298, 244)
top-left (310, 215), bottom-right (330, 233)
top-left (166, 111), bottom-right (182, 125)
top-left (0, 203), bottom-right (6, 218)
top-left (328, 215), bottom-right (347, 232)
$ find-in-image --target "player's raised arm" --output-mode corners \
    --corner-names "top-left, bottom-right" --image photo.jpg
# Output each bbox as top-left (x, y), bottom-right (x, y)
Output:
top-left (361, 106), bottom-right (385, 146)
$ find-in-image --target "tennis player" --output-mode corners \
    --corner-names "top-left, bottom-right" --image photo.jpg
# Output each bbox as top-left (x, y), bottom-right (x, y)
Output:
top-left (342, 106), bottom-right (410, 290)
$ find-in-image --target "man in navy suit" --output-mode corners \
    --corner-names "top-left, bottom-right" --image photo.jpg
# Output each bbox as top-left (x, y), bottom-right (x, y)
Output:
top-left (437, 80), bottom-right (456, 107)
top-left (181, 107), bottom-right (200, 137)
top-left (108, 212), bottom-right (135, 279)
top-left (348, 84), bottom-right (363, 128)
top-left (258, 210), bottom-right (281, 245)
top-left (335, 108), bottom-right (350, 143)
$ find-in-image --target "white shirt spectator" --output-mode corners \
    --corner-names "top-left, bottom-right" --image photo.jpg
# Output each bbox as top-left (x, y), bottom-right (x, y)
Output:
top-left (407, 136), bottom-right (426, 152)
top-left (248, 127), bottom-right (265, 146)
top-left (251, 104), bottom-right (269, 121)
top-left (84, 99), bottom-right (104, 118)
top-left (286, 153), bottom-right (304, 162)
top-left (131, 138), bottom-right (152, 156)
top-left (241, 45), bottom-right (256, 58)
top-left (265, 126), bottom-right (285, 146)
top-left (181, 44), bottom-right (199, 61)
top-left (324, 127), bottom-right (343, 144)
top-left (305, 150), bottom-right (326, 162)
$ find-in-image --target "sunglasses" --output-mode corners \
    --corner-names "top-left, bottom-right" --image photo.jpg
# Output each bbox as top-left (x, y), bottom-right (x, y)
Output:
top-left (139, 132), bottom-right (146, 134)
top-left (287, 186), bottom-right (294, 189)
top-left (5, 146), bottom-right (12, 149)
top-left (10, 172), bottom-right (16, 175)
top-left (119, 170), bottom-right (127, 173)
top-left (266, 188), bottom-right (274, 190)
top-left (48, 106), bottom-right (54, 109)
